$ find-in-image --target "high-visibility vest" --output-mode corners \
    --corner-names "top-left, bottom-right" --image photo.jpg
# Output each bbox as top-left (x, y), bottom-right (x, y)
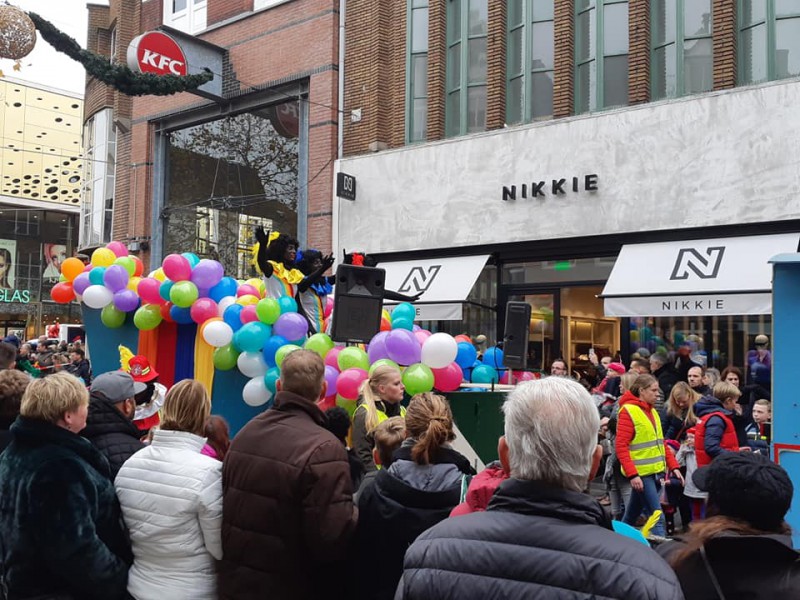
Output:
top-left (354, 402), bottom-right (406, 426)
top-left (620, 403), bottom-right (667, 478)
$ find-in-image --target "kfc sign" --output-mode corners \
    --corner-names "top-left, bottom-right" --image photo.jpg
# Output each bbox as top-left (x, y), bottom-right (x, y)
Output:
top-left (127, 32), bottom-right (187, 76)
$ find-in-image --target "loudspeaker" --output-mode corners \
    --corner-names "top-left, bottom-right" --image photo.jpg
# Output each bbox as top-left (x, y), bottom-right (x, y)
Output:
top-left (330, 264), bottom-right (386, 343)
top-left (503, 301), bottom-right (531, 370)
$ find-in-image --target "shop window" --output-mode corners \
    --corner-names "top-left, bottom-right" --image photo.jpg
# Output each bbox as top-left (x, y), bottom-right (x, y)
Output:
top-left (407, 0), bottom-right (429, 143)
top-left (739, 0), bottom-right (800, 85)
top-left (80, 108), bottom-right (115, 247)
top-left (507, 0), bottom-right (554, 124)
top-left (164, 0), bottom-right (207, 34)
top-left (163, 100), bottom-right (300, 280)
top-left (445, 0), bottom-right (488, 137)
top-left (109, 25), bottom-right (117, 64)
top-left (575, 0), bottom-right (629, 114)
top-left (254, 0), bottom-right (292, 9)
top-left (502, 256), bottom-right (616, 284)
top-left (651, 0), bottom-right (713, 99)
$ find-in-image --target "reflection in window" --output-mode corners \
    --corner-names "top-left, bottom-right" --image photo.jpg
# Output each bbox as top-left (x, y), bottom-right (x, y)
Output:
top-left (739, 0), bottom-right (800, 84)
top-left (81, 108), bottom-right (115, 247)
top-left (652, 0), bottom-right (713, 99)
top-left (507, 0), bottom-right (555, 124)
top-left (407, 0), bottom-right (429, 143)
top-left (446, 0), bottom-right (487, 137)
top-left (164, 100), bottom-right (300, 279)
top-left (576, 0), bottom-right (629, 114)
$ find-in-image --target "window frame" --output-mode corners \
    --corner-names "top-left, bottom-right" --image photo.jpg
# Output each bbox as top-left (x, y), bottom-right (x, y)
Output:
top-left (738, 0), bottom-right (800, 84)
top-left (406, 0), bottom-right (429, 144)
top-left (445, 0), bottom-right (488, 137)
top-left (163, 0), bottom-right (207, 35)
top-left (650, 0), bottom-right (713, 99)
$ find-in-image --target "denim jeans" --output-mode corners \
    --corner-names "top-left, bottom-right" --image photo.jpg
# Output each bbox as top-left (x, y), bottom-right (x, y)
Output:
top-left (622, 474), bottom-right (666, 537)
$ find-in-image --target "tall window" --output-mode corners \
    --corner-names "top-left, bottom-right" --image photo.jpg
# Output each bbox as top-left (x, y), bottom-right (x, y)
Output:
top-left (446, 0), bottom-right (488, 137)
top-left (163, 0), bottom-right (207, 34)
top-left (407, 0), bottom-right (429, 143)
top-left (81, 108), bottom-right (116, 247)
top-left (739, 0), bottom-right (800, 85)
top-left (507, 0), bottom-right (555, 124)
top-left (575, 0), bottom-right (629, 114)
top-left (652, 0), bottom-right (713, 99)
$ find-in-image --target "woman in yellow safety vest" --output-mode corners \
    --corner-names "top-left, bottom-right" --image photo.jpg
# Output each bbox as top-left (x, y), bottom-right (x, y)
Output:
top-left (616, 373), bottom-right (684, 537)
top-left (352, 365), bottom-right (406, 472)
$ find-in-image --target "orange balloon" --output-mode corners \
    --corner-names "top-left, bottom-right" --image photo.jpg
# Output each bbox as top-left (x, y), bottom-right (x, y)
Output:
top-left (132, 257), bottom-right (144, 277)
top-left (61, 257), bottom-right (84, 282)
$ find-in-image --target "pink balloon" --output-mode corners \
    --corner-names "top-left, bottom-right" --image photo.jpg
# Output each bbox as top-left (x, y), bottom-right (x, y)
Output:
top-left (324, 296), bottom-right (334, 318)
top-left (240, 304), bottom-right (259, 324)
top-left (336, 368), bottom-right (368, 400)
top-left (324, 346), bottom-right (343, 371)
top-left (414, 329), bottom-right (432, 346)
top-left (162, 254), bottom-right (192, 282)
top-left (237, 284), bottom-right (260, 298)
top-left (190, 298), bottom-right (219, 324)
top-left (138, 277), bottom-right (163, 305)
top-left (106, 241), bottom-right (128, 258)
top-left (432, 362), bottom-right (463, 392)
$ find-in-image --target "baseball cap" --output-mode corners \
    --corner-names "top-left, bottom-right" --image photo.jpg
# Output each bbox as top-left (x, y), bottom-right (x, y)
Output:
top-left (692, 452), bottom-right (792, 530)
top-left (128, 355), bottom-right (159, 383)
top-left (90, 371), bottom-right (146, 403)
top-left (754, 334), bottom-right (769, 345)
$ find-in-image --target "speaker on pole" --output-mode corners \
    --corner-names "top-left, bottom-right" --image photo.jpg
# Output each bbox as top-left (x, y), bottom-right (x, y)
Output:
top-left (330, 264), bottom-right (386, 343)
top-left (503, 301), bottom-right (531, 370)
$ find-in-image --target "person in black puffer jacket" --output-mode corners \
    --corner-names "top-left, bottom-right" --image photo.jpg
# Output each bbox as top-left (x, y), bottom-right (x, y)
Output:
top-left (396, 378), bottom-right (683, 600)
top-left (353, 392), bottom-right (475, 600)
top-left (83, 371), bottom-right (147, 478)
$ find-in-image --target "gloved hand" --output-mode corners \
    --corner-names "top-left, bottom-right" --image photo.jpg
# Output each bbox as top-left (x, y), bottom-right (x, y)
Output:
top-left (322, 254), bottom-right (335, 271)
top-left (255, 226), bottom-right (269, 245)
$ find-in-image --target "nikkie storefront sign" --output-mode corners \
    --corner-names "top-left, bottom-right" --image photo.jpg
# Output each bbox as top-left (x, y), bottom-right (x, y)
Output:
top-left (501, 174), bottom-right (599, 201)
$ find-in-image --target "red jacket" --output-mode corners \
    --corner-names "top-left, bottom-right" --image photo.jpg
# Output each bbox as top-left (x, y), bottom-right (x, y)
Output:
top-left (695, 411), bottom-right (739, 467)
top-left (450, 462), bottom-right (508, 517)
top-left (615, 391), bottom-right (679, 478)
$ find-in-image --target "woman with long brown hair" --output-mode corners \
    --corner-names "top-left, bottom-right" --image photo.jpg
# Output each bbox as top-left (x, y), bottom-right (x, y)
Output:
top-left (353, 392), bottom-right (475, 600)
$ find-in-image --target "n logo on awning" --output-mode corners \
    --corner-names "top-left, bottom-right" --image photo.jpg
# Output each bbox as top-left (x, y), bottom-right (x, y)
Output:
top-left (399, 265), bottom-right (441, 294)
top-left (669, 246), bottom-right (726, 280)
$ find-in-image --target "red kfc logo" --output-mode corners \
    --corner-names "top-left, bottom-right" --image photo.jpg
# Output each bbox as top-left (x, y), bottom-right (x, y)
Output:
top-left (127, 32), bottom-right (188, 77)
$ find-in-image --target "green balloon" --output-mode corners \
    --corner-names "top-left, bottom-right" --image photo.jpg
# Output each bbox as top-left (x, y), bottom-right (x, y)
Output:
top-left (369, 359), bottom-right (400, 376)
top-left (58, 273), bottom-right (67, 283)
top-left (402, 363), bottom-right (434, 396)
top-left (275, 344), bottom-right (301, 367)
top-left (213, 344), bottom-right (239, 371)
top-left (256, 298), bottom-right (281, 325)
top-left (133, 304), bottom-right (162, 330)
top-left (101, 304), bottom-right (126, 328)
top-left (304, 333), bottom-right (334, 358)
top-left (170, 280), bottom-right (199, 308)
top-left (114, 256), bottom-right (136, 277)
top-left (336, 395), bottom-right (357, 417)
top-left (338, 346), bottom-right (369, 372)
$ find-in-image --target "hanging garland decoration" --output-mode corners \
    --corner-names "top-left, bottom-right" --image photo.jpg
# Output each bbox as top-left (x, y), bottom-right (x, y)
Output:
top-left (27, 12), bottom-right (213, 96)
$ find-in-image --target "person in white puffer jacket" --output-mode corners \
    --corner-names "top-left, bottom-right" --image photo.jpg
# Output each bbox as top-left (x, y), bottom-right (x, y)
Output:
top-left (115, 379), bottom-right (222, 600)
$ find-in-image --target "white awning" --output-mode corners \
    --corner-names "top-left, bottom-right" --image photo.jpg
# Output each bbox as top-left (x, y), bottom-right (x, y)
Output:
top-left (379, 255), bottom-right (490, 321)
top-left (601, 233), bottom-right (800, 316)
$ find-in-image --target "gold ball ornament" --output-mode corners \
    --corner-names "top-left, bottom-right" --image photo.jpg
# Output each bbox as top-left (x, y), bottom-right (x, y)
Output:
top-left (0, 7), bottom-right (36, 61)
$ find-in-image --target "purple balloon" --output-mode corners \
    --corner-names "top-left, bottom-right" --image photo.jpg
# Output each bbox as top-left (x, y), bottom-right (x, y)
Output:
top-left (191, 259), bottom-right (224, 289)
top-left (367, 331), bottom-right (390, 363)
top-left (73, 272), bottom-right (91, 295)
top-left (103, 264), bottom-right (129, 293)
top-left (385, 329), bottom-right (421, 365)
top-left (113, 289), bottom-right (140, 312)
top-left (324, 365), bottom-right (339, 394)
top-left (273, 312), bottom-right (309, 340)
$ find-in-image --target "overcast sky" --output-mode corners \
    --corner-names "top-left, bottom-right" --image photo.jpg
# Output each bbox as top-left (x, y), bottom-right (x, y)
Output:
top-left (1, 1), bottom-right (105, 95)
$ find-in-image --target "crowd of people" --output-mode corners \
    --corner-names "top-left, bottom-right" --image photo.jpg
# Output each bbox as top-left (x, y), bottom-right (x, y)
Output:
top-left (0, 328), bottom-right (796, 599)
top-left (0, 334), bottom-right (92, 382)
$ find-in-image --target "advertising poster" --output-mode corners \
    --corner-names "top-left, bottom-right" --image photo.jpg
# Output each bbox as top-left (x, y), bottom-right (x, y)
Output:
top-left (43, 243), bottom-right (67, 281)
top-left (0, 239), bottom-right (16, 290)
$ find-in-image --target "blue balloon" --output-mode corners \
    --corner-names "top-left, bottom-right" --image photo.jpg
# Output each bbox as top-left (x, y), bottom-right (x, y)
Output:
top-left (89, 267), bottom-right (106, 286)
top-left (181, 252), bottom-right (200, 268)
top-left (169, 305), bottom-right (193, 324)
top-left (263, 334), bottom-right (289, 367)
top-left (264, 367), bottom-right (281, 394)
top-left (223, 304), bottom-right (245, 332)
top-left (209, 277), bottom-right (239, 302)
top-left (159, 280), bottom-right (174, 302)
top-left (233, 322), bottom-right (271, 353)
top-left (392, 302), bottom-right (416, 322)
top-left (482, 346), bottom-right (505, 369)
top-left (472, 364), bottom-right (499, 384)
top-left (278, 296), bottom-right (298, 314)
top-left (455, 342), bottom-right (478, 368)
top-left (391, 317), bottom-right (414, 331)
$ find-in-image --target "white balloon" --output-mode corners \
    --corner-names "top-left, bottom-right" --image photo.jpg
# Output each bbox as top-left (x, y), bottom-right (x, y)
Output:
top-left (82, 285), bottom-right (113, 309)
top-left (421, 332), bottom-right (458, 369)
top-left (203, 320), bottom-right (234, 347)
top-left (237, 351), bottom-right (267, 378)
top-left (218, 295), bottom-right (237, 316)
top-left (243, 376), bottom-right (272, 407)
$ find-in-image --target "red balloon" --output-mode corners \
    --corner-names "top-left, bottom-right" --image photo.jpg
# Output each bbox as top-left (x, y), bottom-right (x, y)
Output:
top-left (432, 362), bottom-right (463, 392)
top-left (160, 302), bottom-right (174, 322)
top-left (132, 256), bottom-right (144, 277)
top-left (380, 317), bottom-right (392, 332)
top-left (51, 282), bottom-right (75, 304)
top-left (316, 395), bottom-right (337, 411)
top-left (454, 334), bottom-right (472, 344)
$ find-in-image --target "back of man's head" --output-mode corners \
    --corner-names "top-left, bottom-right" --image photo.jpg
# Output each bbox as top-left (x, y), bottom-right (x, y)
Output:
top-left (502, 377), bottom-right (600, 492)
top-left (650, 353), bottom-right (667, 368)
top-left (0, 342), bottom-right (16, 370)
top-left (279, 349), bottom-right (325, 401)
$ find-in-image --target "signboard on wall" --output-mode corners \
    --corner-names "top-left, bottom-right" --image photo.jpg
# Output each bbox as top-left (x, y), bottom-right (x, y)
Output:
top-left (0, 239), bottom-right (16, 289)
top-left (127, 31), bottom-right (188, 76)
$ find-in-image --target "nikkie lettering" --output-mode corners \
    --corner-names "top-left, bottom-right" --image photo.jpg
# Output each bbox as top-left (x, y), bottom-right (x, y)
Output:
top-left (502, 174), bottom-right (599, 201)
top-left (661, 299), bottom-right (724, 311)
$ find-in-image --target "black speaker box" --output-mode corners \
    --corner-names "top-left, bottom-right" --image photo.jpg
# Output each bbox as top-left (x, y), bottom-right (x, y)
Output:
top-left (330, 265), bottom-right (386, 343)
top-left (503, 301), bottom-right (531, 370)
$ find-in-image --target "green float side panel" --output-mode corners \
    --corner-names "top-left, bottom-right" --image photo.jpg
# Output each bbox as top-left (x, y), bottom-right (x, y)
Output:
top-left (447, 391), bottom-right (508, 465)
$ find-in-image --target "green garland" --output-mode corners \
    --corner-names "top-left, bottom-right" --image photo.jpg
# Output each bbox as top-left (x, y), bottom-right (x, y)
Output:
top-left (29, 12), bottom-right (213, 96)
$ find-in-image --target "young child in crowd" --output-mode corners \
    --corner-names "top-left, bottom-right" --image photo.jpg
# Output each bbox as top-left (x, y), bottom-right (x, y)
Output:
top-left (746, 399), bottom-right (772, 454)
top-left (353, 415), bottom-right (406, 502)
top-left (676, 427), bottom-right (706, 522)
top-left (201, 415), bottom-right (231, 461)
top-left (325, 406), bottom-right (365, 493)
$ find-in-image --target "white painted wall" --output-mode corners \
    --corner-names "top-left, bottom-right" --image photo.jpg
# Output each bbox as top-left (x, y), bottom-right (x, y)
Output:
top-left (336, 79), bottom-right (800, 254)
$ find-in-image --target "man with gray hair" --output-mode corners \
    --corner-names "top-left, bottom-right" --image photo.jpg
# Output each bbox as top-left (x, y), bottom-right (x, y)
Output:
top-left (396, 377), bottom-right (684, 600)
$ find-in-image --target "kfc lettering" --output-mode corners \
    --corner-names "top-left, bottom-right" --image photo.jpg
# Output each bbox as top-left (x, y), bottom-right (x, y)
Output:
top-left (127, 32), bottom-right (187, 77)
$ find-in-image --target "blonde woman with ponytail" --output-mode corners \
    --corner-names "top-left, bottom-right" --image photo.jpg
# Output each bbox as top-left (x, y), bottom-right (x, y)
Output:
top-left (352, 364), bottom-right (405, 472)
top-left (353, 393), bottom-right (475, 600)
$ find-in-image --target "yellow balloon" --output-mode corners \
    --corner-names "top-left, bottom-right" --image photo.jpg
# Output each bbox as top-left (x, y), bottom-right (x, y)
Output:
top-left (91, 247), bottom-right (116, 268)
top-left (152, 268), bottom-right (167, 282)
top-left (382, 309), bottom-right (391, 322)
top-left (245, 278), bottom-right (262, 289)
top-left (236, 294), bottom-right (260, 306)
top-left (127, 276), bottom-right (142, 292)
